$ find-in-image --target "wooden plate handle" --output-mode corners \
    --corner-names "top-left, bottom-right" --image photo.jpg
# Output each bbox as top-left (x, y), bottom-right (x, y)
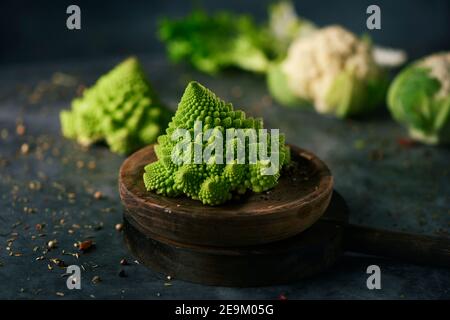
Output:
top-left (344, 224), bottom-right (450, 267)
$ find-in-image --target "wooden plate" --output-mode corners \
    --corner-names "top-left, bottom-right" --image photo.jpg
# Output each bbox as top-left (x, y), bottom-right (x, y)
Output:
top-left (123, 191), bottom-right (348, 287)
top-left (119, 144), bottom-right (333, 247)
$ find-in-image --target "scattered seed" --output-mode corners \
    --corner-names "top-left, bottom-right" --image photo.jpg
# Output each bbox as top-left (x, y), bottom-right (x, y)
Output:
top-left (47, 239), bottom-right (58, 249)
top-left (35, 223), bottom-right (45, 231)
top-left (75, 240), bottom-right (94, 252)
top-left (16, 124), bottom-right (26, 136)
top-left (93, 222), bottom-right (103, 231)
top-left (0, 129), bottom-right (8, 140)
top-left (20, 143), bottom-right (30, 155)
top-left (115, 223), bottom-right (123, 232)
top-left (76, 160), bottom-right (84, 169)
top-left (92, 276), bottom-right (101, 284)
top-left (87, 161), bottom-right (96, 169)
top-left (93, 191), bottom-right (103, 200)
top-left (28, 181), bottom-right (42, 191)
top-left (397, 137), bottom-right (416, 148)
top-left (50, 258), bottom-right (66, 267)
top-left (56, 292), bottom-right (64, 297)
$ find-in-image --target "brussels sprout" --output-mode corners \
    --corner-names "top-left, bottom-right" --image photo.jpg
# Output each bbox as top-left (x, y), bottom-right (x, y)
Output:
top-left (387, 52), bottom-right (450, 145)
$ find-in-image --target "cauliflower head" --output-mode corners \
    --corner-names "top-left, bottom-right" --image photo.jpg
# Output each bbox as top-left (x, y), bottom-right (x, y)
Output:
top-left (388, 52), bottom-right (450, 145)
top-left (268, 26), bottom-right (388, 117)
top-left (60, 57), bottom-right (172, 154)
top-left (143, 81), bottom-right (290, 206)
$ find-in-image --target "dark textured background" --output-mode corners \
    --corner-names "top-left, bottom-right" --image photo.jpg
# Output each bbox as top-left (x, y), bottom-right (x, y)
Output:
top-left (1, 0), bottom-right (449, 65)
top-left (0, 0), bottom-right (449, 299)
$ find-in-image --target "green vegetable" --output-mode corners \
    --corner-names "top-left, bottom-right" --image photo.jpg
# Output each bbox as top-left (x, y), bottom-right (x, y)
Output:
top-left (267, 26), bottom-right (388, 118)
top-left (157, 10), bottom-right (272, 74)
top-left (60, 57), bottom-right (172, 154)
top-left (387, 52), bottom-right (450, 144)
top-left (267, 1), bottom-right (316, 57)
top-left (143, 81), bottom-right (290, 206)
top-left (157, 2), bottom-right (318, 74)
top-left (267, 62), bottom-right (310, 108)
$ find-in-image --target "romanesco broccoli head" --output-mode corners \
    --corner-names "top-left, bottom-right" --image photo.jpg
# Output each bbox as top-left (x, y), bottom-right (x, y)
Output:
top-left (143, 81), bottom-right (290, 206)
top-left (60, 57), bottom-right (172, 154)
top-left (388, 52), bottom-right (450, 145)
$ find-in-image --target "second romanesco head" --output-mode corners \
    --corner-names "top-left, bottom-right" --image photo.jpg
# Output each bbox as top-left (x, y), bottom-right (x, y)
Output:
top-left (60, 57), bottom-right (172, 154)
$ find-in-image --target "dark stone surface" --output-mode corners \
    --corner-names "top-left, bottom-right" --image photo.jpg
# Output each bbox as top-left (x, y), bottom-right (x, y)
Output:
top-left (0, 55), bottom-right (449, 299)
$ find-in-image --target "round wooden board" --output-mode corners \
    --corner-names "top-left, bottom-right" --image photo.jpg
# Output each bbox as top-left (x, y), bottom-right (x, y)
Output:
top-left (119, 144), bottom-right (334, 247)
top-left (123, 192), bottom-right (348, 287)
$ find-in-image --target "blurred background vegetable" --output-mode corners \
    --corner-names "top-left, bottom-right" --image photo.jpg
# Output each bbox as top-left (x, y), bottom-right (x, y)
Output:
top-left (60, 57), bottom-right (172, 154)
top-left (157, 1), bottom-right (316, 74)
top-left (158, 1), bottom-right (407, 119)
top-left (268, 25), bottom-right (389, 118)
top-left (387, 52), bottom-right (450, 145)
top-left (158, 10), bottom-right (273, 74)
top-left (267, 1), bottom-right (316, 57)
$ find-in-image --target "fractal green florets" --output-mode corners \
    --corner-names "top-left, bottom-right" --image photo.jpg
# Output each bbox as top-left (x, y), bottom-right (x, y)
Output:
top-left (387, 52), bottom-right (450, 145)
top-left (60, 57), bottom-right (172, 154)
top-left (143, 81), bottom-right (291, 206)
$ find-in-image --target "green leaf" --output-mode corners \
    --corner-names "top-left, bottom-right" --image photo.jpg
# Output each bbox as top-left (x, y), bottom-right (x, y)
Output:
top-left (157, 10), bottom-right (272, 74)
top-left (266, 62), bottom-right (310, 108)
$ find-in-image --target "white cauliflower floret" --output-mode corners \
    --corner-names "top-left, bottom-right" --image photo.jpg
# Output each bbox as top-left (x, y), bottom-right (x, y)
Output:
top-left (419, 52), bottom-right (450, 98)
top-left (281, 25), bottom-right (380, 113)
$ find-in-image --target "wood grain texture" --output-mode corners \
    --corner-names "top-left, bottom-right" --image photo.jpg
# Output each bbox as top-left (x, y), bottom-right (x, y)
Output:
top-left (119, 144), bottom-right (334, 247)
top-left (123, 192), bottom-right (348, 287)
top-left (345, 225), bottom-right (450, 267)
